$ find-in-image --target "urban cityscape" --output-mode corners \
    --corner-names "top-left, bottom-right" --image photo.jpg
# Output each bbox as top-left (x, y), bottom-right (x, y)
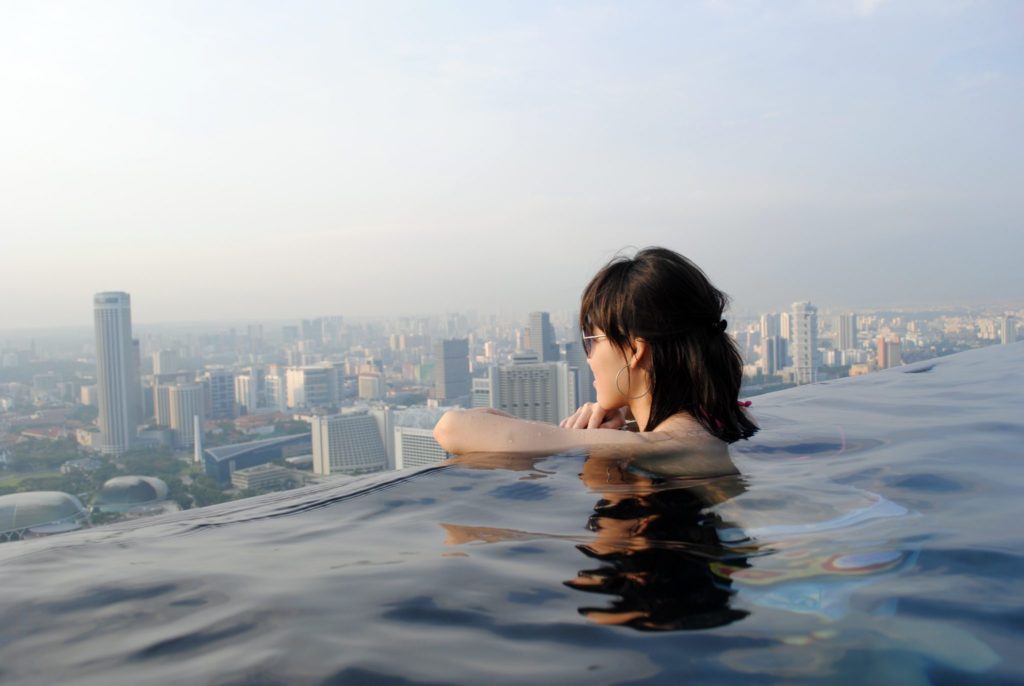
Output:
top-left (0, 291), bottom-right (1018, 541)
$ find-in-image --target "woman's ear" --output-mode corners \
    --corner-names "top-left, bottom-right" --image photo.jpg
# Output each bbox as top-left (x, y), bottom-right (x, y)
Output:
top-left (629, 338), bottom-right (648, 369)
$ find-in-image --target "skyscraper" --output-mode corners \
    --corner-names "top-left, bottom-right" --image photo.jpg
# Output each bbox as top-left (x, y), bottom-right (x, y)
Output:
top-left (93, 292), bottom-right (138, 455)
top-left (790, 301), bottom-right (818, 385)
top-left (1002, 315), bottom-right (1017, 345)
top-left (168, 382), bottom-right (205, 449)
top-left (837, 313), bottom-right (857, 351)
top-left (434, 339), bottom-right (470, 405)
top-left (877, 336), bottom-right (903, 370)
top-left (152, 350), bottom-right (180, 375)
top-left (759, 313), bottom-right (781, 340)
top-left (285, 366), bottom-right (331, 408)
top-left (761, 336), bottom-right (786, 377)
top-left (563, 341), bottom-right (595, 407)
top-left (527, 312), bottom-right (560, 362)
top-left (203, 368), bottom-right (237, 419)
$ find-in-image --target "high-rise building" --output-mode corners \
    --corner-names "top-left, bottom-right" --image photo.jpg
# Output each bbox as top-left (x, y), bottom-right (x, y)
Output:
top-left (877, 336), bottom-right (903, 370)
top-left (311, 412), bottom-right (387, 476)
top-left (286, 366), bottom-right (332, 408)
top-left (434, 339), bottom-right (470, 405)
top-left (488, 359), bottom-right (574, 424)
top-left (838, 313), bottom-right (857, 351)
top-left (779, 312), bottom-right (792, 341)
top-left (265, 366), bottom-right (288, 411)
top-left (130, 339), bottom-right (143, 424)
top-left (759, 313), bottom-right (781, 340)
top-left (93, 292), bottom-right (138, 455)
top-left (472, 377), bottom-right (492, 408)
top-left (761, 336), bottom-right (787, 377)
top-left (203, 368), bottom-right (237, 419)
top-left (152, 349), bottom-right (180, 376)
top-left (168, 382), bottom-right (205, 449)
top-left (527, 311), bottom-right (560, 362)
top-left (1002, 316), bottom-right (1018, 345)
top-left (234, 368), bottom-right (264, 413)
top-left (790, 302), bottom-right (818, 385)
top-left (302, 318), bottom-right (325, 346)
top-left (358, 373), bottom-right (384, 400)
top-left (562, 341), bottom-right (595, 407)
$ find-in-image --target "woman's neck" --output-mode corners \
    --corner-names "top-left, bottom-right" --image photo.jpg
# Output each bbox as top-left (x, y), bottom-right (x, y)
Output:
top-left (627, 396), bottom-right (653, 431)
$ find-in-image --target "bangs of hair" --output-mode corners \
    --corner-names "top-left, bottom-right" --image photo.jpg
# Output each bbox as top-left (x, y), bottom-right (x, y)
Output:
top-left (579, 259), bottom-right (637, 352)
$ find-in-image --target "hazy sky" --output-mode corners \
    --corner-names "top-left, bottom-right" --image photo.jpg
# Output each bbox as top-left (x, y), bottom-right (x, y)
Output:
top-left (1, 0), bottom-right (1021, 329)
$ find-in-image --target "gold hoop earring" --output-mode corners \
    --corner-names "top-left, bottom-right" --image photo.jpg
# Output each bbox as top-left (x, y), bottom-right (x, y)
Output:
top-left (615, 364), bottom-right (650, 400)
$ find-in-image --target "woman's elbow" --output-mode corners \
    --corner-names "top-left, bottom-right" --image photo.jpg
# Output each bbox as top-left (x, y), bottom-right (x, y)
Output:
top-left (433, 411), bottom-right (460, 454)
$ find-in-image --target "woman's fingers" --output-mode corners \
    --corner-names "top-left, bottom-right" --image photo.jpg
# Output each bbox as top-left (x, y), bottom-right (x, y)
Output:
top-left (562, 404), bottom-right (590, 429)
top-left (599, 409), bottom-right (626, 430)
top-left (586, 404), bottom-right (607, 429)
top-left (561, 403), bottom-right (624, 430)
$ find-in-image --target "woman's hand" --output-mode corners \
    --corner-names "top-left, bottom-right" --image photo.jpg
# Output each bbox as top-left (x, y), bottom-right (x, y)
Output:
top-left (560, 403), bottom-right (626, 430)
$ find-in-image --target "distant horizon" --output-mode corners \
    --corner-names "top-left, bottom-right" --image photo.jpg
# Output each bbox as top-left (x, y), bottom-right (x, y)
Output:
top-left (1, 297), bottom-right (1019, 343)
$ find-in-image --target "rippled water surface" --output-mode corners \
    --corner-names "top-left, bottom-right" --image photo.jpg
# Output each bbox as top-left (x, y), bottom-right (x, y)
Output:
top-left (1, 344), bottom-right (1022, 685)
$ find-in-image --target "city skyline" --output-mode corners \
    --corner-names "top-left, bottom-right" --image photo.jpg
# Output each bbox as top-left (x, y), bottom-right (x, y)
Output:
top-left (2, 1), bottom-right (1022, 329)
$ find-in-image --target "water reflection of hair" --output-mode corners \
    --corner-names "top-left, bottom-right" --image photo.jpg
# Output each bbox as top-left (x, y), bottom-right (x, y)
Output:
top-left (565, 485), bottom-right (751, 632)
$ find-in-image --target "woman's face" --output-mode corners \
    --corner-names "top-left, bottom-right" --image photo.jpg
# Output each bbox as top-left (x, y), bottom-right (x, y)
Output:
top-left (587, 327), bottom-right (630, 410)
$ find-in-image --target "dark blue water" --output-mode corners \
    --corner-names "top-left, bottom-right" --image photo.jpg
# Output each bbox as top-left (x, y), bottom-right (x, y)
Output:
top-left (1, 343), bottom-right (1022, 685)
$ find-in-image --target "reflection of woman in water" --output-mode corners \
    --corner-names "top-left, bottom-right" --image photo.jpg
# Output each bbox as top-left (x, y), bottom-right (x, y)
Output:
top-left (443, 452), bottom-right (755, 632)
top-left (435, 246), bottom-right (758, 463)
top-left (567, 455), bottom-right (752, 631)
top-left (438, 247), bottom-right (759, 630)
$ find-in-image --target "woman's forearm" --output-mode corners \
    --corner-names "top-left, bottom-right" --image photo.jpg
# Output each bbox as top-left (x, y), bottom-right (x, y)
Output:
top-left (434, 408), bottom-right (639, 455)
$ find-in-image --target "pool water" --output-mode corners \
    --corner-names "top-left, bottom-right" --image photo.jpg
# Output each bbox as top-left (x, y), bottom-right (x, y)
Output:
top-left (1, 343), bottom-right (1021, 685)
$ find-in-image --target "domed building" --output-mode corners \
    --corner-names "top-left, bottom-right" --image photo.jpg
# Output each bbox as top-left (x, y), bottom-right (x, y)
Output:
top-left (92, 475), bottom-right (178, 516)
top-left (0, 491), bottom-right (89, 542)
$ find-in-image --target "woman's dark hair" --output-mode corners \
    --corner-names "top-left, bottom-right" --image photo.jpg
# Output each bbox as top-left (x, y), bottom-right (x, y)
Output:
top-left (579, 247), bottom-right (758, 442)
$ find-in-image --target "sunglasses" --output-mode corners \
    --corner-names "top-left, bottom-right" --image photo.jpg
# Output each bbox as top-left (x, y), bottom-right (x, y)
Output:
top-left (581, 333), bottom-right (607, 358)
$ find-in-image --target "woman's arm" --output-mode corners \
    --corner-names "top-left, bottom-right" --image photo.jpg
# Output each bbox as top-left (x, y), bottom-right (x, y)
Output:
top-left (434, 408), bottom-right (652, 455)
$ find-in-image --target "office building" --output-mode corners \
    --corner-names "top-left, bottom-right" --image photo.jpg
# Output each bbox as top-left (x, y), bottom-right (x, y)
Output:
top-left (230, 463), bottom-right (294, 491)
top-left (761, 336), bottom-right (787, 377)
top-left (1002, 316), bottom-right (1017, 345)
top-left (286, 366), bottom-right (332, 409)
top-left (472, 377), bottom-right (492, 408)
top-left (203, 368), bottom-right (237, 419)
top-left (264, 366), bottom-right (288, 411)
top-left (358, 373), bottom-right (384, 400)
top-left (489, 358), bottom-right (573, 424)
top-left (435, 338), bottom-right (470, 405)
top-left (838, 313), bottom-right (857, 351)
top-left (152, 349), bottom-right (180, 376)
top-left (790, 302), bottom-right (818, 385)
top-left (311, 411), bottom-right (387, 476)
top-left (168, 382), bottom-right (205, 449)
top-left (234, 368), bottom-right (263, 413)
top-left (203, 433), bottom-right (311, 485)
top-left (759, 313), bottom-right (781, 340)
top-left (563, 341), bottom-right (595, 407)
top-left (93, 292), bottom-right (138, 455)
top-left (527, 311), bottom-right (560, 362)
top-left (877, 336), bottom-right (903, 370)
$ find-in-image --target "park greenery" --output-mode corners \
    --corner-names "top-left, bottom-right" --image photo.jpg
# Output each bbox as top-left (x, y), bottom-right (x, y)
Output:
top-left (0, 434), bottom-right (278, 514)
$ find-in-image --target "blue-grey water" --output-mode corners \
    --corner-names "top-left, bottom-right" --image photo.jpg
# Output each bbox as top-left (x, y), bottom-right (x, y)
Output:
top-left (2, 344), bottom-right (1022, 685)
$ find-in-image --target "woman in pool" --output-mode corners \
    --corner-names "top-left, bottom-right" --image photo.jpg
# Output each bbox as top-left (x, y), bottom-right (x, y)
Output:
top-left (433, 247), bottom-right (757, 468)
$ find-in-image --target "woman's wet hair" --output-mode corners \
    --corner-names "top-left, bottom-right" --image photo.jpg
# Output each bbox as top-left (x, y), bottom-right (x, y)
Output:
top-left (580, 246), bottom-right (758, 442)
